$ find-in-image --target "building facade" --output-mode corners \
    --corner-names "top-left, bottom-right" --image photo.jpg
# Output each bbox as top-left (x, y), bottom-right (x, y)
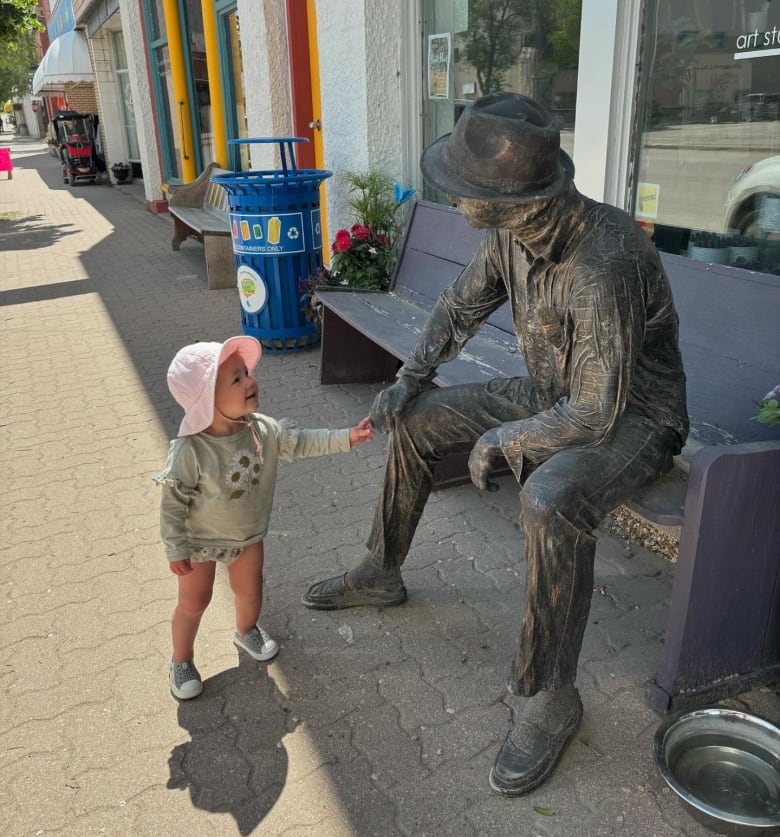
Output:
top-left (29, 0), bottom-right (780, 277)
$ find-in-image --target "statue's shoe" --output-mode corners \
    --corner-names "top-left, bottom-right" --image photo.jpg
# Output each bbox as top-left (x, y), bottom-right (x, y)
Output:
top-left (302, 572), bottom-right (407, 610)
top-left (489, 687), bottom-right (583, 796)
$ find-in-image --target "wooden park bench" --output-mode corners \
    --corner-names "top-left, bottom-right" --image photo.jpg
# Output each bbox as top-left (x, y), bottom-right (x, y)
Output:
top-left (167, 162), bottom-right (234, 290)
top-left (315, 199), bottom-right (780, 713)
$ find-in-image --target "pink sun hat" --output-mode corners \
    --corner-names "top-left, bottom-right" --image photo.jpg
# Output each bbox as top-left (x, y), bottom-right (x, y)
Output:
top-left (167, 336), bottom-right (262, 436)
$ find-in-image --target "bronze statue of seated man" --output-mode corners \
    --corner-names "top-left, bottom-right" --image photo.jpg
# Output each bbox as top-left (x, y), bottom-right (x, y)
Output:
top-left (303, 91), bottom-right (688, 796)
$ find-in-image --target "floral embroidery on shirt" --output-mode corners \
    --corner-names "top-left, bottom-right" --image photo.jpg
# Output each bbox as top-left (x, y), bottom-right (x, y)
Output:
top-left (225, 447), bottom-right (262, 499)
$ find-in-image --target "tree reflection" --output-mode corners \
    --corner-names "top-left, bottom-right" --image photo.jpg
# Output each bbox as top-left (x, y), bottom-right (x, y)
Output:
top-left (461, 0), bottom-right (581, 106)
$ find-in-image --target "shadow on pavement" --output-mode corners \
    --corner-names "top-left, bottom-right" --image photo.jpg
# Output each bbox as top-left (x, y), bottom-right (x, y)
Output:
top-left (167, 659), bottom-right (296, 835)
top-left (0, 212), bottom-right (80, 252)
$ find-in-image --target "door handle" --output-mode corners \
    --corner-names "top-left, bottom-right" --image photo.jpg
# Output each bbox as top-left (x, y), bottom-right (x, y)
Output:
top-left (308, 119), bottom-right (322, 130)
top-left (178, 101), bottom-right (189, 160)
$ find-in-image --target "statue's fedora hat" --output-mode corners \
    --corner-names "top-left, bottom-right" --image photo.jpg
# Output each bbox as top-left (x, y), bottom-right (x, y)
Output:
top-left (420, 92), bottom-right (574, 203)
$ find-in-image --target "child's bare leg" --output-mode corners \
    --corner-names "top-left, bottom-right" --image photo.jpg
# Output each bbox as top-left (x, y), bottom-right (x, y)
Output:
top-left (227, 542), bottom-right (264, 635)
top-left (172, 561), bottom-right (216, 662)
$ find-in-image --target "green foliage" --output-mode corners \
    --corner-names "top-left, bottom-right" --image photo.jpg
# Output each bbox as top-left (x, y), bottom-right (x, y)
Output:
top-left (755, 398), bottom-right (780, 426)
top-left (461, 0), bottom-right (580, 94)
top-left (0, 0), bottom-right (42, 100)
top-left (548, 0), bottom-right (581, 69)
top-left (300, 171), bottom-right (415, 296)
top-left (0, 0), bottom-right (43, 42)
top-left (754, 386), bottom-right (780, 426)
top-left (463, 0), bottom-right (531, 94)
top-left (342, 170), bottom-right (399, 239)
top-left (326, 170), bottom-right (411, 290)
top-left (689, 231), bottom-right (727, 249)
top-left (0, 30), bottom-right (36, 101)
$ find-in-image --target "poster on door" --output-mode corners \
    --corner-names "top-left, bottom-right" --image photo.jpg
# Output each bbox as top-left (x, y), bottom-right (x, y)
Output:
top-left (428, 33), bottom-right (451, 100)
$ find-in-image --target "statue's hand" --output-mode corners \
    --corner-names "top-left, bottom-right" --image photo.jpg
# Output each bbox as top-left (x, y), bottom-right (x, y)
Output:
top-left (468, 428), bottom-right (503, 492)
top-left (370, 376), bottom-right (421, 433)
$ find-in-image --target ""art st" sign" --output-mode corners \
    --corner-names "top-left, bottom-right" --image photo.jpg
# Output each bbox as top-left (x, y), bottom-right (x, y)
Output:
top-left (734, 24), bottom-right (780, 59)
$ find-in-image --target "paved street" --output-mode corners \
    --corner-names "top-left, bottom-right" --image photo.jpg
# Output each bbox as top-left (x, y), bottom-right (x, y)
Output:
top-left (1, 137), bottom-right (778, 836)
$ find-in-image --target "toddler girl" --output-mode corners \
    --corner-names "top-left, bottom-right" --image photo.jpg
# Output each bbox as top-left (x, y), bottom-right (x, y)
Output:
top-left (155, 336), bottom-right (374, 699)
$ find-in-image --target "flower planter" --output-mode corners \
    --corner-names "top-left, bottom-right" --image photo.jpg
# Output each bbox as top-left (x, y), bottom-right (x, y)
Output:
top-left (111, 164), bottom-right (130, 184)
top-left (688, 245), bottom-right (729, 264)
top-left (759, 195), bottom-right (780, 233)
top-left (728, 245), bottom-right (759, 266)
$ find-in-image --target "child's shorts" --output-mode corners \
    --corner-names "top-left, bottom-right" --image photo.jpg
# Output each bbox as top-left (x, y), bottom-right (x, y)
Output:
top-left (189, 545), bottom-right (244, 565)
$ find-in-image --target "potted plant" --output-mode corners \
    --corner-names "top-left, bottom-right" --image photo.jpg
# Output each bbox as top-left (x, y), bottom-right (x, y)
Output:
top-left (323, 170), bottom-right (415, 290)
top-left (688, 231), bottom-right (729, 264)
top-left (111, 161), bottom-right (130, 183)
top-left (725, 233), bottom-right (759, 266)
top-left (297, 171), bottom-right (415, 327)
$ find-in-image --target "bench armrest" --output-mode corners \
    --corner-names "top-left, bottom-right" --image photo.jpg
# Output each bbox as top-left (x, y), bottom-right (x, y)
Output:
top-left (168, 162), bottom-right (221, 208)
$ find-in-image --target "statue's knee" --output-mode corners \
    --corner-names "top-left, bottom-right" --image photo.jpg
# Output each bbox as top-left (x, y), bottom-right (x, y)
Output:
top-left (394, 401), bottom-right (435, 447)
top-left (520, 483), bottom-right (558, 527)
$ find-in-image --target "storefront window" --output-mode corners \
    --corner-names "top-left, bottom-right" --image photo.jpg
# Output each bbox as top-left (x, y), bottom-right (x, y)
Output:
top-left (634, 1), bottom-right (780, 275)
top-left (421, 0), bottom-right (582, 203)
top-left (148, 0), bottom-right (166, 40)
top-left (157, 45), bottom-right (181, 181)
top-left (219, 8), bottom-right (249, 171)
top-left (185, 0), bottom-right (213, 167)
top-left (112, 31), bottom-right (140, 163)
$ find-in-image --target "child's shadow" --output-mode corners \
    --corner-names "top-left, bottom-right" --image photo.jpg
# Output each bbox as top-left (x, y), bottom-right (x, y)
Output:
top-left (167, 657), bottom-right (295, 835)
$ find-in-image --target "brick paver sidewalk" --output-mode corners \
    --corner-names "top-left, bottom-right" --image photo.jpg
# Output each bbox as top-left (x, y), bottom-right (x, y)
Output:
top-left (1, 137), bottom-right (777, 836)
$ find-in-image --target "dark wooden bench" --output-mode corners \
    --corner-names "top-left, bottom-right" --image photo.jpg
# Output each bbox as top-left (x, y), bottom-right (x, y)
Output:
top-left (315, 199), bottom-right (780, 713)
top-left (167, 162), bottom-right (234, 290)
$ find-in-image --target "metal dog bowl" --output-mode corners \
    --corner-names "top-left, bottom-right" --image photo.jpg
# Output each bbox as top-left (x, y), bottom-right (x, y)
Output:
top-left (655, 708), bottom-right (780, 836)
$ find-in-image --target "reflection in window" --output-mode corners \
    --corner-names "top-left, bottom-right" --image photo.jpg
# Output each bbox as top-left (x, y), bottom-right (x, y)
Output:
top-left (634, 0), bottom-right (780, 275)
top-left (148, 0), bottom-right (166, 40)
top-left (422, 0), bottom-right (581, 203)
top-left (187, 0), bottom-right (213, 167)
top-left (157, 46), bottom-right (181, 181)
top-left (224, 10), bottom-right (249, 171)
top-left (113, 30), bottom-right (140, 163)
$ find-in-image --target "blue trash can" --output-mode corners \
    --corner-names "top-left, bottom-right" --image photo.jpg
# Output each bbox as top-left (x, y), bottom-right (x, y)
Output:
top-left (212, 137), bottom-right (332, 352)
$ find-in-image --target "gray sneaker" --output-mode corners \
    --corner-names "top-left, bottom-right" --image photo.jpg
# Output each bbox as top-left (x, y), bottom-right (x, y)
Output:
top-left (233, 625), bottom-right (279, 661)
top-left (169, 659), bottom-right (203, 700)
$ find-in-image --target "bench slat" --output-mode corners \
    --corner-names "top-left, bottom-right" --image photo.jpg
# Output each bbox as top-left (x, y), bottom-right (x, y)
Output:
top-left (205, 181), bottom-right (228, 213)
top-left (660, 253), bottom-right (780, 445)
top-left (401, 201), bottom-right (485, 266)
top-left (316, 289), bottom-right (527, 388)
top-left (169, 205), bottom-right (230, 235)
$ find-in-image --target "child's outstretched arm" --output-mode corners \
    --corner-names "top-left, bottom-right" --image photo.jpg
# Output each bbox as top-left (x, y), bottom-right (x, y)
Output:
top-left (349, 417), bottom-right (375, 448)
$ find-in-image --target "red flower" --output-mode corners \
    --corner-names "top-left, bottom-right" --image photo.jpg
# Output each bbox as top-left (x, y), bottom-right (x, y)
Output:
top-left (332, 228), bottom-right (352, 253)
top-left (350, 224), bottom-right (370, 241)
top-left (377, 233), bottom-right (390, 247)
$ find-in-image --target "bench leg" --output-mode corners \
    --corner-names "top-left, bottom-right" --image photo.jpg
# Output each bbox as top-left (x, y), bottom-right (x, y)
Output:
top-left (204, 233), bottom-right (236, 290)
top-left (645, 441), bottom-right (780, 713)
top-left (319, 307), bottom-right (400, 385)
top-left (171, 216), bottom-right (198, 251)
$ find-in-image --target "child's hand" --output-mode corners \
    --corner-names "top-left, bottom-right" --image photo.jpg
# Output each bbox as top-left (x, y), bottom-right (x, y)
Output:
top-left (170, 558), bottom-right (193, 575)
top-left (349, 417), bottom-right (376, 448)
